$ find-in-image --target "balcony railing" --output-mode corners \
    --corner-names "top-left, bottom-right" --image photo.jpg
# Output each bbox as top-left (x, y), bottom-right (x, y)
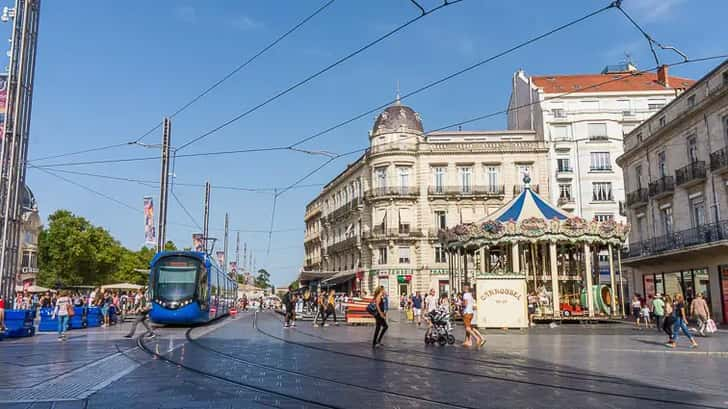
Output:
top-left (588, 135), bottom-right (609, 142)
top-left (367, 186), bottom-right (418, 198)
top-left (428, 185), bottom-right (505, 196)
top-left (625, 219), bottom-right (728, 259)
top-left (625, 188), bottom-right (648, 207)
top-left (675, 160), bottom-right (706, 186)
top-left (513, 184), bottom-right (540, 194)
top-left (648, 176), bottom-right (674, 198)
top-left (555, 168), bottom-right (573, 179)
top-left (557, 196), bottom-right (574, 206)
top-left (710, 147), bottom-right (728, 172)
top-left (369, 142), bottom-right (417, 155)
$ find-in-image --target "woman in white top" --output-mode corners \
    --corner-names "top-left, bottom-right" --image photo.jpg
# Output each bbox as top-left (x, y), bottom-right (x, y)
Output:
top-left (52, 291), bottom-right (72, 341)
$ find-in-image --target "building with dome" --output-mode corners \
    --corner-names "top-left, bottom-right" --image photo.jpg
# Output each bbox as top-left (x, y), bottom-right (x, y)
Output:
top-left (302, 99), bottom-right (550, 300)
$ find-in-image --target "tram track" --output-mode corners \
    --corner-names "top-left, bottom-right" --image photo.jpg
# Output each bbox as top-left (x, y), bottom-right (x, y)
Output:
top-left (135, 324), bottom-right (339, 409)
top-left (184, 318), bottom-right (480, 409)
top-left (254, 312), bottom-right (725, 409)
top-left (278, 315), bottom-right (678, 392)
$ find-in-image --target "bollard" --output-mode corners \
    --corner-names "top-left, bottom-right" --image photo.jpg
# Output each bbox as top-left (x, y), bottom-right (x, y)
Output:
top-left (230, 308), bottom-right (238, 318)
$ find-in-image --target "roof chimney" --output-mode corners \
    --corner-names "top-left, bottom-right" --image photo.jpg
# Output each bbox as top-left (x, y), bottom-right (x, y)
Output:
top-left (657, 64), bottom-right (669, 88)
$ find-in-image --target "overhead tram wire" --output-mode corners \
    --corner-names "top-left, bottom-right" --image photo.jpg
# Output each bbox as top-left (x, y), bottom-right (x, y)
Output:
top-left (174, 0), bottom-right (465, 151)
top-left (27, 1), bottom-right (336, 164)
top-left (31, 1), bottom-right (619, 170)
top-left (170, 189), bottom-right (204, 231)
top-left (273, 54), bottom-right (728, 196)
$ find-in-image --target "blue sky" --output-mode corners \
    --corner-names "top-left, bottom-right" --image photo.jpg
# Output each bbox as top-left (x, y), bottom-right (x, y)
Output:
top-left (19, 0), bottom-right (728, 286)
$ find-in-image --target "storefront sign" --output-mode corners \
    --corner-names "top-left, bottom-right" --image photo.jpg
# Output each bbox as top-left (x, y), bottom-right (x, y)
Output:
top-left (720, 265), bottom-right (728, 324)
top-left (475, 278), bottom-right (527, 329)
top-left (397, 275), bottom-right (412, 283)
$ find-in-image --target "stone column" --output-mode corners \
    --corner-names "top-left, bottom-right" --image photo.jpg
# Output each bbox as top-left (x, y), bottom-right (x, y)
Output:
top-left (608, 244), bottom-right (617, 317)
top-left (583, 243), bottom-right (595, 318)
top-left (549, 241), bottom-right (560, 318)
top-left (511, 242), bottom-right (520, 273)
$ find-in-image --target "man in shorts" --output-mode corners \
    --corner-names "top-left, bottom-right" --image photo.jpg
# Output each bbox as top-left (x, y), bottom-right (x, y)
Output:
top-left (462, 284), bottom-right (484, 347)
top-left (411, 291), bottom-right (423, 326)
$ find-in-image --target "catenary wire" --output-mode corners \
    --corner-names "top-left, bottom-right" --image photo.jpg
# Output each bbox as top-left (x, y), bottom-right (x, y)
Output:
top-left (30, 2), bottom-right (620, 170)
top-left (26, 0), bottom-right (336, 163)
top-left (174, 0), bottom-right (464, 151)
top-left (170, 189), bottom-right (204, 231)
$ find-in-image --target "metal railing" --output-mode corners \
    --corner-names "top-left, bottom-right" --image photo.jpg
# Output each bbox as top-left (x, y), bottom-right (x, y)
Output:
top-left (367, 186), bottom-right (419, 198)
top-left (710, 147), bottom-right (728, 172)
top-left (648, 176), bottom-right (674, 197)
top-left (675, 160), bottom-right (706, 186)
top-left (557, 196), bottom-right (574, 206)
top-left (428, 185), bottom-right (505, 196)
top-left (625, 188), bottom-right (648, 207)
top-left (625, 219), bottom-right (728, 259)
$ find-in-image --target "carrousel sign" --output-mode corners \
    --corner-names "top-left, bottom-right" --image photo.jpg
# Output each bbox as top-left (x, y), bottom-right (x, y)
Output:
top-left (475, 277), bottom-right (528, 329)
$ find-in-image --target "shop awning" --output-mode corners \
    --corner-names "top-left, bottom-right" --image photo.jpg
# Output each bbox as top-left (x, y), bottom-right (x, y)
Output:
top-left (298, 270), bottom-right (336, 282)
top-left (321, 271), bottom-right (357, 287)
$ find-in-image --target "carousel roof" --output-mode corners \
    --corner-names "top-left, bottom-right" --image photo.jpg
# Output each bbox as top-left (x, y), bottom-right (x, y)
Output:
top-left (488, 184), bottom-right (568, 223)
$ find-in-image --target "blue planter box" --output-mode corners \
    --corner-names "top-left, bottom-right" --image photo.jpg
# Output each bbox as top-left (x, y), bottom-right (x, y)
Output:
top-left (3, 309), bottom-right (35, 338)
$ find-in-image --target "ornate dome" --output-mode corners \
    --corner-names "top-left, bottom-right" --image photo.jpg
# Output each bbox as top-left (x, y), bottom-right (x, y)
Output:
top-left (21, 184), bottom-right (37, 212)
top-left (372, 102), bottom-right (423, 135)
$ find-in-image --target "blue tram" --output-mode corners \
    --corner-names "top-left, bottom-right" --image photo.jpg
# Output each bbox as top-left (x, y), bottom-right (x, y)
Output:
top-left (148, 251), bottom-right (238, 324)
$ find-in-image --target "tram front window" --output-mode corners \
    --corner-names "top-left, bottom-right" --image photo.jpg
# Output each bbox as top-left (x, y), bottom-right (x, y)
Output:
top-left (154, 256), bottom-right (201, 302)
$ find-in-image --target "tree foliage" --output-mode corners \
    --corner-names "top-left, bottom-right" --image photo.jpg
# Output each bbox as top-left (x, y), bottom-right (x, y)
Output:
top-left (254, 269), bottom-right (271, 289)
top-left (37, 210), bottom-right (176, 288)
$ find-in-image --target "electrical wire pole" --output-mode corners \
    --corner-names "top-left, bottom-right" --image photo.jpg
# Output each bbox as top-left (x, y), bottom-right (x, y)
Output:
top-left (223, 212), bottom-right (229, 275)
top-left (202, 181), bottom-right (210, 253)
top-left (156, 118), bottom-right (171, 252)
top-left (0, 0), bottom-right (40, 299)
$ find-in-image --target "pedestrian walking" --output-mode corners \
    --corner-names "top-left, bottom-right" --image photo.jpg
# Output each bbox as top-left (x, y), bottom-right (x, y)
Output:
top-left (631, 294), bottom-right (643, 328)
top-left (641, 302), bottom-right (652, 329)
top-left (652, 294), bottom-right (665, 332)
top-left (424, 289), bottom-right (438, 338)
top-left (282, 286), bottom-right (295, 328)
top-left (661, 295), bottom-right (675, 343)
top-left (527, 291), bottom-right (538, 327)
top-left (690, 293), bottom-right (711, 336)
top-left (0, 294), bottom-right (5, 331)
top-left (412, 291), bottom-right (423, 326)
top-left (321, 289), bottom-right (338, 326)
top-left (124, 292), bottom-right (156, 339)
top-left (52, 291), bottom-right (72, 341)
top-left (667, 294), bottom-right (698, 349)
top-left (371, 286), bottom-right (388, 348)
top-left (461, 284), bottom-right (484, 347)
top-left (313, 292), bottom-right (325, 327)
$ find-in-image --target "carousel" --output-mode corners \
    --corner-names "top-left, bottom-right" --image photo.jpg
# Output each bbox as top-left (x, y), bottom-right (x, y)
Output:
top-left (438, 176), bottom-right (630, 328)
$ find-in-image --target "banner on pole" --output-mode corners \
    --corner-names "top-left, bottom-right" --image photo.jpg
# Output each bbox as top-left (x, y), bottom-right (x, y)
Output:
top-left (143, 197), bottom-right (155, 246)
top-left (0, 74), bottom-right (7, 140)
top-left (216, 251), bottom-right (224, 267)
top-left (192, 233), bottom-right (204, 252)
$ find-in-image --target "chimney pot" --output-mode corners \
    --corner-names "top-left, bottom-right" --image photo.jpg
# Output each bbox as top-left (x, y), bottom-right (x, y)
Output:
top-left (657, 64), bottom-right (669, 88)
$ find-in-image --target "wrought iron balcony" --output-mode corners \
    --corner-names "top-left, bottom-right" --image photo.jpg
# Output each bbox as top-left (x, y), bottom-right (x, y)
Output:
top-left (710, 146), bottom-right (728, 173)
top-left (367, 186), bottom-right (418, 198)
top-left (625, 188), bottom-right (648, 208)
top-left (625, 219), bottom-right (728, 259)
top-left (557, 196), bottom-right (575, 207)
top-left (555, 168), bottom-right (573, 179)
top-left (675, 161), bottom-right (706, 187)
top-left (648, 176), bottom-right (674, 199)
top-left (428, 185), bottom-right (505, 197)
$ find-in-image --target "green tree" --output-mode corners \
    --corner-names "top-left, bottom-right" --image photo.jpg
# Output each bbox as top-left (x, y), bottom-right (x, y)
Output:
top-left (254, 269), bottom-right (271, 289)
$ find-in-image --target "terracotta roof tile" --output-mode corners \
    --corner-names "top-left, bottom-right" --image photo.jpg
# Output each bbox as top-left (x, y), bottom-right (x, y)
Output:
top-left (532, 72), bottom-right (695, 94)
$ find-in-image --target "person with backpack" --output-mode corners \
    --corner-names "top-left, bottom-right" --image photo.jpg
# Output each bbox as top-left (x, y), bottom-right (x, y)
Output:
top-left (124, 290), bottom-right (156, 339)
top-left (370, 286), bottom-right (388, 348)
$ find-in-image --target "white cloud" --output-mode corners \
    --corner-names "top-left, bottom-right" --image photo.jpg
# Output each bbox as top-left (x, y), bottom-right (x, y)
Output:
top-left (174, 5), bottom-right (197, 24)
top-left (627, 0), bottom-right (685, 22)
top-left (229, 15), bottom-right (263, 31)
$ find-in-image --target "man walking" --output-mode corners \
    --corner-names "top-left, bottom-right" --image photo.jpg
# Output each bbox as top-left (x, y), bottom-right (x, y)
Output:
top-left (124, 291), bottom-right (156, 339)
top-left (412, 291), bottom-right (423, 326)
top-left (652, 294), bottom-right (665, 332)
top-left (690, 293), bottom-right (711, 336)
top-left (282, 286), bottom-right (295, 328)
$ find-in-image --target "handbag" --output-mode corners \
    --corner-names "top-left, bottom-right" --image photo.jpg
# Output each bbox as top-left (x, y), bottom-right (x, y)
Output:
top-left (705, 319), bottom-right (717, 334)
top-left (66, 303), bottom-right (75, 317)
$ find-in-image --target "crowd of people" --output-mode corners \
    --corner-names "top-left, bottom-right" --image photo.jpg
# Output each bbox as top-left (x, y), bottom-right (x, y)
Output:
top-left (631, 292), bottom-right (714, 348)
top-left (282, 287), bottom-right (351, 328)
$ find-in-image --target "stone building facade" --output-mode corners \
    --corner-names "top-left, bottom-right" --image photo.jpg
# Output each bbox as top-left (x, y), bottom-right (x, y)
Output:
top-left (18, 185), bottom-right (40, 288)
top-left (617, 60), bottom-right (728, 324)
top-left (303, 100), bottom-right (549, 299)
top-left (508, 64), bottom-right (694, 223)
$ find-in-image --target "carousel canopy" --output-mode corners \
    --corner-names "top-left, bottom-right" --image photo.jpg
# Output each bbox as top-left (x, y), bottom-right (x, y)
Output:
top-left (490, 185), bottom-right (568, 223)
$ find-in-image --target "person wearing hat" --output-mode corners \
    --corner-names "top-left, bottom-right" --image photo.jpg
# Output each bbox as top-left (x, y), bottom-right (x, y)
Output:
top-left (652, 294), bottom-right (665, 332)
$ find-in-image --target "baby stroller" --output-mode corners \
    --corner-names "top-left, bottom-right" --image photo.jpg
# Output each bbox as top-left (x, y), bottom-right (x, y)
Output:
top-left (424, 308), bottom-right (455, 346)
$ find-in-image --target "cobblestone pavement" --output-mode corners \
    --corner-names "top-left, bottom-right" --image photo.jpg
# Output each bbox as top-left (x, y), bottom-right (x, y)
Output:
top-left (1, 311), bottom-right (727, 408)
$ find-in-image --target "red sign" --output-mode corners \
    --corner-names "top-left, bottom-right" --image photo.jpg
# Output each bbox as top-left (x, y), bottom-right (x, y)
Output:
top-left (720, 265), bottom-right (728, 324)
